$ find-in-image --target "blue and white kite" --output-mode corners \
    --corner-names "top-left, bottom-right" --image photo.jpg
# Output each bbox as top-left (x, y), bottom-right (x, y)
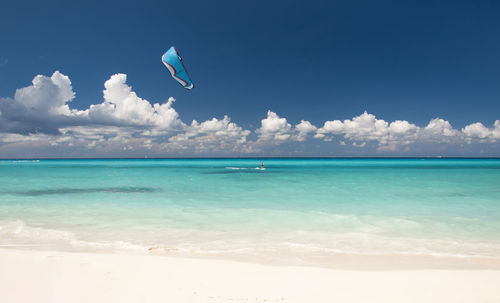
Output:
top-left (161, 46), bottom-right (194, 90)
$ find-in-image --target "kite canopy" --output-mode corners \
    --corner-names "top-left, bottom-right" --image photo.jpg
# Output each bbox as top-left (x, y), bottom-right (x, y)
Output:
top-left (161, 46), bottom-right (194, 90)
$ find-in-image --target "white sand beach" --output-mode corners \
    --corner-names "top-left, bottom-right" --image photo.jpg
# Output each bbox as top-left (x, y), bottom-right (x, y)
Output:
top-left (1, 249), bottom-right (500, 303)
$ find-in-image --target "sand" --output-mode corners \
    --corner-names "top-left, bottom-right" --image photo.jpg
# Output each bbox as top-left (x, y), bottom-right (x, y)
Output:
top-left (1, 249), bottom-right (500, 303)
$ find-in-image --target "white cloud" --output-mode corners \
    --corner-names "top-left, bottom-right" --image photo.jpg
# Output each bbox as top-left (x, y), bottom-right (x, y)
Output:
top-left (165, 116), bottom-right (251, 153)
top-left (462, 121), bottom-right (500, 142)
top-left (14, 71), bottom-right (75, 116)
top-left (0, 71), bottom-right (252, 155)
top-left (255, 111), bottom-right (318, 143)
top-left (316, 112), bottom-right (388, 141)
top-left (316, 111), bottom-right (419, 147)
top-left (493, 121), bottom-right (500, 139)
top-left (420, 118), bottom-right (460, 142)
top-left (295, 120), bottom-right (317, 142)
top-left (352, 142), bottom-right (367, 148)
top-left (463, 122), bottom-right (490, 139)
top-left (256, 110), bottom-right (293, 142)
top-left (315, 112), bottom-right (500, 151)
top-left (0, 71), bottom-right (86, 134)
top-left (87, 74), bottom-right (184, 130)
top-left (0, 72), bottom-right (185, 136)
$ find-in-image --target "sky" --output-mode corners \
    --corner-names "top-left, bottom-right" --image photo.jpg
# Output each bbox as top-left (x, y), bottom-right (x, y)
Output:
top-left (0, 0), bottom-right (499, 157)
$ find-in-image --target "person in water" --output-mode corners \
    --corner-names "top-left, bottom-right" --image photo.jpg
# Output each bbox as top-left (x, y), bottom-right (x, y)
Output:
top-left (261, 162), bottom-right (264, 168)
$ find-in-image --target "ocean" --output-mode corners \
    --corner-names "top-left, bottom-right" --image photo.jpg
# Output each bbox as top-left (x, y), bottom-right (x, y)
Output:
top-left (1, 158), bottom-right (499, 266)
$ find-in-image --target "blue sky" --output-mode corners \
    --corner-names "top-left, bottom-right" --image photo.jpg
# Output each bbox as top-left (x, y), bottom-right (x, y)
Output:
top-left (0, 0), bottom-right (499, 157)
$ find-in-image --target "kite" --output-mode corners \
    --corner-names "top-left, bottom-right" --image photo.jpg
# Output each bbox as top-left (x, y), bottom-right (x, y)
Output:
top-left (161, 46), bottom-right (194, 90)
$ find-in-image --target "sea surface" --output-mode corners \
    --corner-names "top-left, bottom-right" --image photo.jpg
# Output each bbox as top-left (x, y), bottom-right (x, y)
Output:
top-left (1, 158), bottom-right (500, 266)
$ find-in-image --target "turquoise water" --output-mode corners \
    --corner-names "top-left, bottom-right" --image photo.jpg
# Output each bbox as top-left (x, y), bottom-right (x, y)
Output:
top-left (1, 158), bottom-right (500, 264)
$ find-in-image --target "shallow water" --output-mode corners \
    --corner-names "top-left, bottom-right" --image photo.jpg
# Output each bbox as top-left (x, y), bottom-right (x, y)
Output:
top-left (1, 158), bottom-right (499, 266)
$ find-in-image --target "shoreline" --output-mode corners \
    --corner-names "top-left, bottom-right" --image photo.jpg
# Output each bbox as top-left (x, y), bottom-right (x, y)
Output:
top-left (3, 244), bottom-right (500, 271)
top-left (2, 157), bottom-right (500, 160)
top-left (146, 247), bottom-right (500, 270)
top-left (2, 248), bottom-right (500, 302)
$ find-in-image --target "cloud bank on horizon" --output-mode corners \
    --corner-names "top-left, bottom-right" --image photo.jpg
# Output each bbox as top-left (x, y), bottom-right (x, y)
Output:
top-left (0, 71), bottom-right (499, 157)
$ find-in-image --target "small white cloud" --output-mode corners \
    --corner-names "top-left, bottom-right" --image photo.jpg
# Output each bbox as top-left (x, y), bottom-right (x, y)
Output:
top-left (352, 142), bottom-right (366, 147)
top-left (316, 111), bottom-right (419, 149)
top-left (420, 118), bottom-right (460, 142)
top-left (255, 111), bottom-right (318, 144)
top-left (166, 115), bottom-right (251, 153)
top-left (295, 120), bottom-right (317, 141)
top-left (256, 110), bottom-right (293, 142)
top-left (463, 122), bottom-right (490, 138)
top-left (462, 120), bottom-right (500, 142)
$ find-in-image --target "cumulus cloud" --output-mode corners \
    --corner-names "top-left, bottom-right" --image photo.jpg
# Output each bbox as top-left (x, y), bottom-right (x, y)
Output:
top-left (315, 111), bottom-right (500, 151)
top-left (87, 74), bottom-right (184, 130)
top-left (0, 71), bottom-right (85, 134)
top-left (315, 111), bottom-right (419, 147)
top-left (463, 122), bottom-right (490, 139)
top-left (165, 116), bottom-right (251, 153)
top-left (256, 110), bottom-right (293, 142)
top-left (0, 71), bottom-right (251, 155)
top-left (255, 110), bottom-right (318, 144)
top-left (0, 72), bottom-right (186, 136)
top-left (462, 121), bottom-right (500, 142)
top-left (295, 120), bottom-right (317, 142)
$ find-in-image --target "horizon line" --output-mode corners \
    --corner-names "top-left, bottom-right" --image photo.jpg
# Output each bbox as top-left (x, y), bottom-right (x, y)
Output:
top-left (1, 156), bottom-right (500, 160)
